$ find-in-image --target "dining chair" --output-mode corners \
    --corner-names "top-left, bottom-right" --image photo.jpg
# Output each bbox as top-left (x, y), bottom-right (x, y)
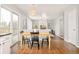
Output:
top-left (41, 36), bottom-right (49, 47)
top-left (22, 32), bottom-right (31, 48)
top-left (39, 32), bottom-right (49, 47)
top-left (31, 32), bottom-right (39, 49)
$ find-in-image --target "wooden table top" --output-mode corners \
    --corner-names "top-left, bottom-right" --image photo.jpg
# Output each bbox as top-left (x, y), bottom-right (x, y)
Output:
top-left (22, 32), bottom-right (49, 36)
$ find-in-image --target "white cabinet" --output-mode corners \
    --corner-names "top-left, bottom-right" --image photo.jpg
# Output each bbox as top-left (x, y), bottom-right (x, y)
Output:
top-left (0, 36), bottom-right (5, 54)
top-left (0, 34), bottom-right (12, 54)
top-left (11, 34), bottom-right (18, 46)
top-left (0, 42), bottom-right (2, 54)
top-left (2, 36), bottom-right (11, 54)
top-left (2, 40), bottom-right (10, 54)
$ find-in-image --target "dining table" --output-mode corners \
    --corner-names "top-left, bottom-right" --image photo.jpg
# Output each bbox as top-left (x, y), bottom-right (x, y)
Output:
top-left (21, 32), bottom-right (51, 49)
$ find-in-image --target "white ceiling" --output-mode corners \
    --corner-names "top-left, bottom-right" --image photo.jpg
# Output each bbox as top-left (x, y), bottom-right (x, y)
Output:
top-left (2, 4), bottom-right (72, 19)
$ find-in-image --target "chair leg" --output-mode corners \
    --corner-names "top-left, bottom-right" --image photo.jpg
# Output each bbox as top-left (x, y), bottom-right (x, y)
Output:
top-left (41, 39), bottom-right (43, 47)
top-left (42, 39), bottom-right (49, 47)
top-left (47, 39), bottom-right (49, 46)
top-left (31, 40), bottom-right (40, 49)
top-left (28, 40), bottom-right (30, 48)
top-left (28, 42), bottom-right (29, 48)
top-left (31, 41), bottom-right (33, 49)
top-left (29, 41), bottom-right (31, 49)
top-left (38, 42), bottom-right (40, 49)
top-left (22, 40), bottom-right (23, 45)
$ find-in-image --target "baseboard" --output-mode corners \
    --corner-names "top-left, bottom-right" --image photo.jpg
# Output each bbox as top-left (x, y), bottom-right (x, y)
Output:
top-left (59, 36), bottom-right (64, 39)
top-left (75, 44), bottom-right (79, 48)
top-left (64, 40), bottom-right (79, 48)
top-left (55, 34), bottom-right (64, 39)
top-left (10, 41), bottom-right (19, 48)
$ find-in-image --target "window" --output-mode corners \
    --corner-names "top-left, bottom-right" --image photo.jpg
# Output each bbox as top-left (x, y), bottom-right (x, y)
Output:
top-left (0, 7), bottom-right (19, 34)
top-left (12, 13), bottom-right (19, 35)
top-left (0, 8), bottom-right (11, 33)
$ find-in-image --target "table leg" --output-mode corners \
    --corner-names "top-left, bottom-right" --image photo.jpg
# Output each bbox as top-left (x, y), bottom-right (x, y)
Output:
top-left (49, 35), bottom-right (50, 49)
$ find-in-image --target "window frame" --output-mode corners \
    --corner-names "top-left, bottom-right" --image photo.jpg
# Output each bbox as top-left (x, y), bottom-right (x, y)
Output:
top-left (0, 7), bottom-right (19, 34)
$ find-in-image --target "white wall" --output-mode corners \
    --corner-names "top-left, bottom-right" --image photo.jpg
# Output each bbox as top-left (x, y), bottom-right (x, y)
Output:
top-left (60, 16), bottom-right (64, 37)
top-left (47, 20), bottom-right (54, 29)
top-left (19, 15), bottom-right (27, 31)
top-left (54, 17), bottom-right (60, 36)
top-left (64, 5), bottom-right (79, 47)
top-left (64, 10), bottom-right (69, 42)
top-left (27, 17), bottom-right (32, 30)
top-left (0, 4), bottom-right (1, 20)
top-left (54, 15), bottom-right (64, 38)
top-left (68, 8), bottom-right (77, 45)
top-left (77, 6), bottom-right (79, 47)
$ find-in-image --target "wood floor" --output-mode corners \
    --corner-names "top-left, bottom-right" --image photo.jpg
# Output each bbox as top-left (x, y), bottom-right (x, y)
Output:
top-left (11, 36), bottom-right (79, 54)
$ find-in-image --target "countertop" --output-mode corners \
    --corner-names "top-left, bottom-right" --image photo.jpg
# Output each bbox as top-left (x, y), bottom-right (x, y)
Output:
top-left (0, 33), bottom-right (12, 37)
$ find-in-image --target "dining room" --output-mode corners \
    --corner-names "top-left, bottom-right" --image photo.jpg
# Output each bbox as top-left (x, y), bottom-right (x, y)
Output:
top-left (0, 4), bottom-right (79, 54)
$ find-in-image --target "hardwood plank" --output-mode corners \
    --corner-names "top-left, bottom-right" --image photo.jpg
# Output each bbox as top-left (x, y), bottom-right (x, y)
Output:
top-left (11, 35), bottom-right (79, 54)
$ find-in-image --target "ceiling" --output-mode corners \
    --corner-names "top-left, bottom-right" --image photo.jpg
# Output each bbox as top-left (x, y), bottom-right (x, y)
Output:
top-left (2, 4), bottom-right (73, 19)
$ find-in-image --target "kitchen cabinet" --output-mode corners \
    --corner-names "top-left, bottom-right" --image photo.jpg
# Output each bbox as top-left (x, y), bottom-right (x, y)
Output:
top-left (0, 33), bottom-right (12, 54)
top-left (2, 39), bottom-right (10, 54)
top-left (0, 42), bottom-right (2, 54)
top-left (11, 34), bottom-right (18, 46)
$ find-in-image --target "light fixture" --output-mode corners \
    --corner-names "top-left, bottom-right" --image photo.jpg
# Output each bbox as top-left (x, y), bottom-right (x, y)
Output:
top-left (28, 4), bottom-right (37, 16)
